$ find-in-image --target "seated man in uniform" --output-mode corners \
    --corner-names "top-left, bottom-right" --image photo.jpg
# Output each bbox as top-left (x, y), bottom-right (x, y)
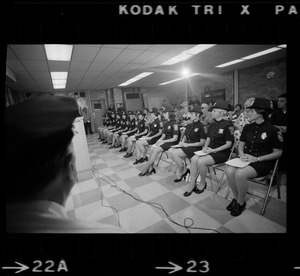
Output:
top-left (5, 95), bottom-right (125, 233)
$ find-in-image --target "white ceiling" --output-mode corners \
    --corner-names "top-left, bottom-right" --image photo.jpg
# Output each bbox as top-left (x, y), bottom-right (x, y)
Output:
top-left (6, 44), bottom-right (286, 93)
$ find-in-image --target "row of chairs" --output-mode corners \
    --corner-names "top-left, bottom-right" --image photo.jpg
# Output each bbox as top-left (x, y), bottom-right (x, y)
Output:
top-left (154, 145), bottom-right (281, 216)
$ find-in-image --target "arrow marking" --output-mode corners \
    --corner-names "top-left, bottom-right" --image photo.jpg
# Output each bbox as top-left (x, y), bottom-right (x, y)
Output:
top-left (156, 261), bottom-right (183, 274)
top-left (2, 261), bottom-right (30, 274)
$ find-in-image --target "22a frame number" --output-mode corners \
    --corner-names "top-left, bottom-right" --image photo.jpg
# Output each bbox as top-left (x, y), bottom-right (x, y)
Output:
top-left (32, 260), bottom-right (68, 273)
top-left (187, 260), bottom-right (209, 273)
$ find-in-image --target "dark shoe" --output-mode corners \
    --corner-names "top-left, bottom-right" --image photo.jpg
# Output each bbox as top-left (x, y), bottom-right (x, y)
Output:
top-left (183, 190), bottom-right (193, 197)
top-left (109, 145), bottom-right (114, 149)
top-left (226, 198), bottom-right (237, 211)
top-left (124, 152), bottom-right (133, 158)
top-left (139, 171), bottom-right (148, 176)
top-left (193, 182), bottom-right (207, 194)
top-left (230, 202), bottom-right (246, 217)
top-left (107, 143), bottom-right (112, 145)
top-left (174, 169), bottom-right (190, 183)
top-left (139, 156), bottom-right (148, 163)
top-left (119, 148), bottom-right (125, 152)
top-left (146, 168), bottom-right (156, 175)
top-left (133, 159), bottom-right (141, 165)
top-left (102, 141), bottom-right (107, 144)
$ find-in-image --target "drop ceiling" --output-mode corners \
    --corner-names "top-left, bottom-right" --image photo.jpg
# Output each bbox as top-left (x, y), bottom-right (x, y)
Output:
top-left (6, 44), bottom-right (286, 93)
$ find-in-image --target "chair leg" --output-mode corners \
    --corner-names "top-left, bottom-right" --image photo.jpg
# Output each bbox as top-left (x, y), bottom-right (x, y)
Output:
top-left (215, 165), bottom-right (228, 194)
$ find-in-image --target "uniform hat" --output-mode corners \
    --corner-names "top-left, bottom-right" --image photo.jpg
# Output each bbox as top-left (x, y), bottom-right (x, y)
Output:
top-left (162, 106), bottom-right (174, 113)
top-left (136, 110), bottom-right (145, 116)
top-left (189, 104), bottom-right (202, 113)
top-left (149, 107), bottom-right (159, 114)
top-left (212, 100), bottom-right (229, 111)
top-left (278, 93), bottom-right (287, 99)
top-left (248, 98), bottom-right (273, 112)
top-left (5, 94), bottom-right (78, 163)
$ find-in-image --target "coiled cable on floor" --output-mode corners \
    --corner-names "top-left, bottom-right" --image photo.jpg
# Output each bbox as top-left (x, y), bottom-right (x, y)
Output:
top-left (91, 162), bottom-right (220, 234)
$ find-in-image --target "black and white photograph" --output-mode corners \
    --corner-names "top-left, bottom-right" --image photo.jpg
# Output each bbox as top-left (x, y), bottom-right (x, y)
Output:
top-left (3, 1), bottom-right (299, 275)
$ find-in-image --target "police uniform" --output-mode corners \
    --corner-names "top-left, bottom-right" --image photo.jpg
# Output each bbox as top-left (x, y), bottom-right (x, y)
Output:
top-left (179, 120), bottom-right (207, 159)
top-left (240, 121), bottom-right (283, 176)
top-left (126, 117), bottom-right (138, 135)
top-left (117, 117), bottom-right (130, 136)
top-left (207, 119), bottom-right (234, 163)
top-left (134, 118), bottom-right (147, 139)
top-left (146, 118), bottom-right (163, 145)
top-left (159, 119), bottom-right (179, 151)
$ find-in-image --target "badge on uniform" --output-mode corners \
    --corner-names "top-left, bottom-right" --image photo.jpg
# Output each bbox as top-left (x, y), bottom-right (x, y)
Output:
top-left (168, 126), bottom-right (171, 129)
top-left (154, 124), bottom-right (157, 127)
top-left (261, 132), bottom-right (267, 140)
top-left (277, 131), bottom-right (284, 142)
top-left (194, 128), bottom-right (199, 132)
top-left (218, 129), bottom-right (224, 134)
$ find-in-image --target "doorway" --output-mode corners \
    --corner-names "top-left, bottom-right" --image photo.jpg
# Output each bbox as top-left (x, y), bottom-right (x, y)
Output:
top-left (91, 99), bottom-right (106, 133)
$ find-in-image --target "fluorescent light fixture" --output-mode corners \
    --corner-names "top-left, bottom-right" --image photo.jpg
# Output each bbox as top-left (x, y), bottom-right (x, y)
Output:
top-left (45, 44), bottom-right (73, 61)
top-left (52, 79), bottom-right (67, 85)
top-left (215, 59), bottom-right (245, 68)
top-left (119, 72), bottom-right (153, 86)
top-left (162, 44), bottom-right (216, 65)
top-left (50, 72), bottom-right (68, 80)
top-left (53, 84), bottom-right (66, 89)
top-left (242, 47), bottom-right (281, 60)
top-left (215, 45), bottom-right (286, 68)
top-left (159, 73), bottom-right (200, 85)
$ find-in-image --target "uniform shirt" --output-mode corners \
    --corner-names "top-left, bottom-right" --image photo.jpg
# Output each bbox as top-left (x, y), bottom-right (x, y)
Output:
top-left (207, 119), bottom-right (234, 148)
top-left (120, 119), bottom-right (128, 129)
top-left (6, 200), bottom-right (125, 233)
top-left (162, 120), bottom-right (179, 139)
top-left (240, 121), bottom-right (283, 157)
top-left (114, 119), bottom-right (122, 128)
top-left (269, 109), bottom-right (287, 144)
top-left (137, 119), bottom-right (146, 132)
top-left (149, 118), bottom-right (162, 135)
top-left (129, 118), bottom-right (137, 130)
top-left (184, 120), bottom-right (207, 143)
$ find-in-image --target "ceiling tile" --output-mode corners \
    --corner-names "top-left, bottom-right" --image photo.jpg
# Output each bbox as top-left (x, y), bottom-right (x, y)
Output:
top-left (70, 61), bottom-right (91, 72)
top-left (22, 60), bottom-right (49, 71)
top-left (72, 45), bottom-right (100, 62)
top-left (94, 47), bottom-right (124, 62)
top-left (10, 45), bottom-right (46, 61)
top-left (88, 62), bottom-right (110, 72)
top-left (113, 49), bottom-right (144, 63)
top-left (6, 59), bottom-right (27, 72)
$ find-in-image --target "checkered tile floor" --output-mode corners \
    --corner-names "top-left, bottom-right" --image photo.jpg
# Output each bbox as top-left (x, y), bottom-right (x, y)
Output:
top-left (65, 134), bottom-right (286, 233)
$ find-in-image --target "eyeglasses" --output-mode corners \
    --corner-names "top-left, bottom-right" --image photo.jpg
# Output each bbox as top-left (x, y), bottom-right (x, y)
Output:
top-left (201, 107), bottom-right (206, 109)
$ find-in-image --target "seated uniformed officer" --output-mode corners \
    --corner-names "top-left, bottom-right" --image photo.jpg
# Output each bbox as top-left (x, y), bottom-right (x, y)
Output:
top-left (225, 98), bottom-right (283, 216)
top-left (134, 107), bottom-right (163, 164)
top-left (168, 104), bottom-right (206, 182)
top-left (123, 111), bottom-right (148, 158)
top-left (183, 100), bottom-right (234, 197)
top-left (119, 111), bottom-right (138, 152)
top-left (5, 95), bottom-right (125, 233)
top-left (138, 106), bottom-right (179, 176)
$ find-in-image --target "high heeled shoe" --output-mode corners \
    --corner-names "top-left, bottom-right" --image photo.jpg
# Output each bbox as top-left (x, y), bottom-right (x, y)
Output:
top-left (138, 171), bottom-right (148, 176)
top-left (193, 182), bottom-right (207, 194)
top-left (174, 169), bottom-right (190, 183)
top-left (146, 168), bottom-right (156, 175)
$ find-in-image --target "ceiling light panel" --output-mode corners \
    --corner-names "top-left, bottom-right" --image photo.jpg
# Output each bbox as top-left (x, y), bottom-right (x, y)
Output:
top-left (45, 44), bottom-right (73, 61)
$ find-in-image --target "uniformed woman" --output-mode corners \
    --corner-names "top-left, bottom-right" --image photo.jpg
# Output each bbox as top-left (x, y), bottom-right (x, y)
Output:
top-left (119, 111), bottom-right (138, 152)
top-left (123, 111), bottom-right (148, 158)
top-left (134, 107), bottom-right (163, 164)
top-left (225, 98), bottom-right (283, 216)
top-left (183, 100), bottom-right (234, 197)
top-left (168, 104), bottom-right (207, 182)
top-left (102, 111), bottom-right (116, 144)
top-left (110, 111), bottom-right (130, 149)
top-left (98, 113), bottom-right (108, 141)
top-left (138, 106), bottom-right (179, 176)
top-left (107, 112), bottom-right (122, 146)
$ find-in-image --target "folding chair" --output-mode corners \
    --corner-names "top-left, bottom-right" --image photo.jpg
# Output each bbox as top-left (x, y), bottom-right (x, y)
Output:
top-left (247, 158), bottom-right (281, 215)
top-left (205, 146), bottom-right (236, 193)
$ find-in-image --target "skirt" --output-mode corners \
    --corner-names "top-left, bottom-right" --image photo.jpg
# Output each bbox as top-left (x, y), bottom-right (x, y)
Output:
top-left (209, 149), bottom-right (231, 164)
top-left (181, 146), bottom-right (203, 160)
top-left (148, 135), bottom-right (161, 145)
top-left (248, 160), bottom-right (276, 177)
top-left (160, 141), bottom-right (177, 151)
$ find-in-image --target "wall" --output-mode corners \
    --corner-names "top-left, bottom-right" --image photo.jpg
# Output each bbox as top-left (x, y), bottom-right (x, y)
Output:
top-left (238, 58), bottom-right (286, 105)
